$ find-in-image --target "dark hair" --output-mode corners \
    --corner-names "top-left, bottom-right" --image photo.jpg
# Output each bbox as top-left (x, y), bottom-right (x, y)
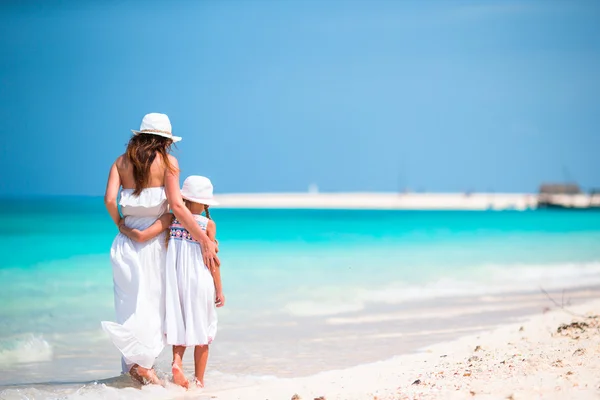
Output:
top-left (125, 134), bottom-right (175, 195)
top-left (164, 213), bottom-right (175, 249)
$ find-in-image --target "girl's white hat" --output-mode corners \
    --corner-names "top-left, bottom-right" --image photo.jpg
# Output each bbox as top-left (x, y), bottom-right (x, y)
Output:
top-left (131, 113), bottom-right (182, 142)
top-left (181, 176), bottom-right (219, 206)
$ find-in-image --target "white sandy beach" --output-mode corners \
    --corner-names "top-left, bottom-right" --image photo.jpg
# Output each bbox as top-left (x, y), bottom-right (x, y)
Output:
top-left (192, 299), bottom-right (600, 400)
top-left (214, 193), bottom-right (600, 210)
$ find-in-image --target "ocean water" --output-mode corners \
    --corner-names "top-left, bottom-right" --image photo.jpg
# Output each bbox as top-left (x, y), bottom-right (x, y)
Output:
top-left (1, 198), bottom-right (600, 399)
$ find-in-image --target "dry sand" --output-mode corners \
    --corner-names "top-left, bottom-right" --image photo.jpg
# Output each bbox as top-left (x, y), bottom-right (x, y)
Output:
top-left (203, 299), bottom-right (600, 400)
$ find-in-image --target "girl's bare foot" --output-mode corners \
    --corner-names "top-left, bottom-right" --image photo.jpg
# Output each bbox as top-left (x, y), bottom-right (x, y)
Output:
top-left (193, 377), bottom-right (204, 388)
top-left (130, 365), bottom-right (162, 385)
top-left (172, 363), bottom-right (189, 389)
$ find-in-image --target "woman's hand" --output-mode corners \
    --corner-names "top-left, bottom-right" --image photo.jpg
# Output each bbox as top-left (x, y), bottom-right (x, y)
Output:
top-left (200, 236), bottom-right (220, 269)
top-left (215, 291), bottom-right (225, 308)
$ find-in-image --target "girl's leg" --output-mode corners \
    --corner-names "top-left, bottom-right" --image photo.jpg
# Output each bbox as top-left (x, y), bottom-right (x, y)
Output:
top-left (172, 346), bottom-right (189, 388)
top-left (193, 345), bottom-right (209, 387)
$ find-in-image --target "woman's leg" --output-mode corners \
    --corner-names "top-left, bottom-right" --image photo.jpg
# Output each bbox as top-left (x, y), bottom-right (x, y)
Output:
top-left (130, 364), bottom-right (161, 385)
top-left (193, 345), bottom-right (209, 387)
top-left (172, 346), bottom-right (189, 388)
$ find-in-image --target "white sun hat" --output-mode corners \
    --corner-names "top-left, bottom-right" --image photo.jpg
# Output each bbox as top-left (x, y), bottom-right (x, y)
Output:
top-left (181, 176), bottom-right (219, 206)
top-left (131, 113), bottom-right (182, 142)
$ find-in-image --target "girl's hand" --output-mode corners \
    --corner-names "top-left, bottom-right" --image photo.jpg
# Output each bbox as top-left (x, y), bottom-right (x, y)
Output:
top-left (215, 291), bottom-right (225, 308)
top-left (118, 219), bottom-right (126, 233)
top-left (119, 221), bottom-right (141, 242)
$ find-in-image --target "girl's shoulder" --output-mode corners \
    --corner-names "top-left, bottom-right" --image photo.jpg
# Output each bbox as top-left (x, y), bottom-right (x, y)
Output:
top-left (170, 215), bottom-right (210, 232)
top-left (193, 214), bottom-right (210, 229)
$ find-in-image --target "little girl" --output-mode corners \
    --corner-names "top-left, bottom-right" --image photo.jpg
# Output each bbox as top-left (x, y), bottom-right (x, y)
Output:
top-left (119, 175), bottom-right (224, 389)
top-left (165, 175), bottom-right (224, 389)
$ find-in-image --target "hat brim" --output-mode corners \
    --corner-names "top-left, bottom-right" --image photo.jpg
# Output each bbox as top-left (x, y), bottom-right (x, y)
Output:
top-left (131, 130), bottom-right (182, 143)
top-left (182, 194), bottom-right (219, 206)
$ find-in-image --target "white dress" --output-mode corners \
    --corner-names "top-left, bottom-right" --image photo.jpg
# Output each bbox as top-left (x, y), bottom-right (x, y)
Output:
top-left (101, 187), bottom-right (167, 373)
top-left (165, 215), bottom-right (218, 347)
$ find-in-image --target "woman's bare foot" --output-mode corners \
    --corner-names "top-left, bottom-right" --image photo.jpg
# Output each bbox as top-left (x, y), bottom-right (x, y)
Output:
top-left (130, 365), bottom-right (162, 385)
top-left (172, 363), bottom-right (189, 389)
top-left (193, 377), bottom-right (204, 388)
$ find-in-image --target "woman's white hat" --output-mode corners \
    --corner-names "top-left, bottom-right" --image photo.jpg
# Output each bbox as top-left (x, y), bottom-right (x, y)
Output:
top-left (131, 113), bottom-right (182, 142)
top-left (181, 176), bottom-right (219, 206)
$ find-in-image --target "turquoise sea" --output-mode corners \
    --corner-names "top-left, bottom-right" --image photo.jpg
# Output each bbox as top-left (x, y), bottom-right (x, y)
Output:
top-left (1, 198), bottom-right (600, 399)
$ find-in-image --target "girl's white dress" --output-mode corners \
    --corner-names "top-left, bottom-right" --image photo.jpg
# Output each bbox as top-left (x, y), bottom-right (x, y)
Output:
top-left (101, 187), bottom-right (167, 372)
top-left (165, 215), bottom-right (218, 346)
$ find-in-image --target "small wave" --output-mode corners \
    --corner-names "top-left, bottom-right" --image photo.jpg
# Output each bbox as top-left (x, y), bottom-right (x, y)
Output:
top-left (284, 301), bottom-right (364, 317)
top-left (0, 382), bottom-right (175, 400)
top-left (284, 261), bottom-right (600, 317)
top-left (0, 372), bottom-right (280, 400)
top-left (0, 334), bottom-right (52, 365)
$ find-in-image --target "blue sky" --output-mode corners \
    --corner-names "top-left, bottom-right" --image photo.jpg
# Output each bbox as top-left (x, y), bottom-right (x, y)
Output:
top-left (1, 0), bottom-right (599, 195)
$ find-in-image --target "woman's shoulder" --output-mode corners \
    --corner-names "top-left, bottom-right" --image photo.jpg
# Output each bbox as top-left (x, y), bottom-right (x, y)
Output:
top-left (158, 153), bottom-right (179, 166)
top-left (114, 155), bottom-right (132, 179)
top-left (114, 154), bottom-right (127, 167)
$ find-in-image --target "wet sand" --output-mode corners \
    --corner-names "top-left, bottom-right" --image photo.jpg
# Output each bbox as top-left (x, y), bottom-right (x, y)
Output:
top-left (206, 295), bottom-right (600, 400)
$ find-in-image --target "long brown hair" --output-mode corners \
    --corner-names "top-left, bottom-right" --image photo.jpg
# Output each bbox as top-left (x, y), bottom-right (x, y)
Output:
top-left (125, 134), bottom-right (175, 195)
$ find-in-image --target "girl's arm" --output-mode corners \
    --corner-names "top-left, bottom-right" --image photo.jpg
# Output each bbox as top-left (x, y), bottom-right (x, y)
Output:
top-left (104, 159), bottom-right (122, 227)
top-left (207, 220), bottom-right (225, 307)
top-left (164, 155), bottom-right (220, 269)
top-left (119, 213), bottom-right (173, 243)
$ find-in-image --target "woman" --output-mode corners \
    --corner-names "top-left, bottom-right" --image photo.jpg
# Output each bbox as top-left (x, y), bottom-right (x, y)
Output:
top-left (101, 113), bottom-right (219, 385)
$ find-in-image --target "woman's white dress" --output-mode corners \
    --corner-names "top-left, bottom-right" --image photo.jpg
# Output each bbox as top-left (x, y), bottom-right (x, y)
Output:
top-left (101, 187), bottom-right (167, 372)
top-left (165, 215), bottom-right (218, 347)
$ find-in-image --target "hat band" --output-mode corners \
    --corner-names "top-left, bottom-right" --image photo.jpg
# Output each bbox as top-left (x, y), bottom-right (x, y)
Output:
top-left (139, 129), bottom-right (172, 137)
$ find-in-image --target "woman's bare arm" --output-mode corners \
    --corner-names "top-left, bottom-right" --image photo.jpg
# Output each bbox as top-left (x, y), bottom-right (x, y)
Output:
top-left (206, 220), bottom-right (224, 307)
top-left (164, 155), bottom-right (220, 269)
top-left (119, 213), bottom-right (173, 243)
top-left (206, 219), bottom-right (219, 253)
top-left (104, 160), bottom-right (122, 227)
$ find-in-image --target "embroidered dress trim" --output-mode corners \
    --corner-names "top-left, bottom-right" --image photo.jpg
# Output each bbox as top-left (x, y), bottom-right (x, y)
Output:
top-left (169, 217), bottom-right (206, 243)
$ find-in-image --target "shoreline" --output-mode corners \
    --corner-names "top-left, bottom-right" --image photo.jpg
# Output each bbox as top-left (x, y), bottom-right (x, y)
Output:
top-left (203, 286), bottom-right (600, 381)
top-left (205, 298), bottom-right (600, 400)
top-left (214, 192), bottom-right (600, 210)
top-left (1, 287), bottom-right (598, 399)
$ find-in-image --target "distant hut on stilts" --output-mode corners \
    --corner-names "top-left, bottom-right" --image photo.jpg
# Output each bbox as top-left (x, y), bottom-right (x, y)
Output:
top-left (537, 183), bottom-right (582, 209)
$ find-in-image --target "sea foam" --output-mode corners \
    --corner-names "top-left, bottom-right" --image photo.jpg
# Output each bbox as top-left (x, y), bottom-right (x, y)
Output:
top-left (0, 334), bottom-right (53, 365)
top-left (283, 261), bottom-right (600, 317)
